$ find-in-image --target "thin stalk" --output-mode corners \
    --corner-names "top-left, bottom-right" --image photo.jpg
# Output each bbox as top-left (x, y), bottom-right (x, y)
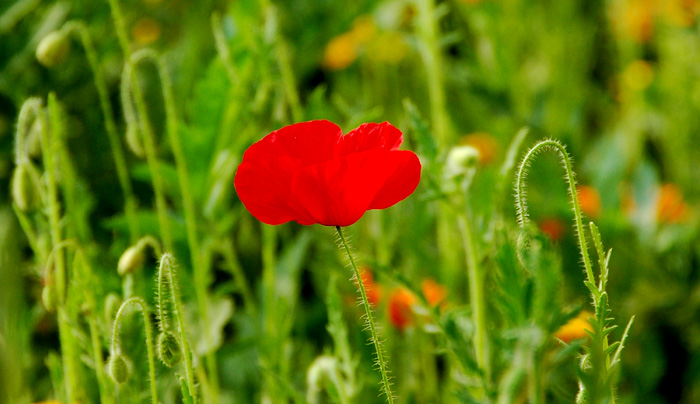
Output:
top-left (111, 297), bottom-right (158, 404)
top-left (457, 212), bottom-right (491, 384)
top-left (41, 95), bottom-right (82, 402)
top-left (131, 48), bottom-right (219, 402)
top-left (107, 0), bottom-right (173, 251)
top-left (158, 253), bottom-right (197, 402)
top-left (219, 238), bottom-right (258, 316)
top-left (336, 226), bottom-right (395, 404)
top-left (122, 59), bottom-right (173, 251)
top-left (62, 20), bottom-right (139, 242)
top-left (415, 0), bottom-right (449, 147)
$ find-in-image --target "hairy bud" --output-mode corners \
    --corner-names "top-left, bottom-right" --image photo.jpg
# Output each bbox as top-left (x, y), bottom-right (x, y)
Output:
top-left (42, 284), bottom-right (57, 313)
top-left (156, 331), bottom-right (182, 367)
top-left (108, 354), bottom-right (131, 384)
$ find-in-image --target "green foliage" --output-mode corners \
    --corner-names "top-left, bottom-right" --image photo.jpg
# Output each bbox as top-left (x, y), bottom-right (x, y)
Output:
top-left (2, 0), bottom-right (699, 403)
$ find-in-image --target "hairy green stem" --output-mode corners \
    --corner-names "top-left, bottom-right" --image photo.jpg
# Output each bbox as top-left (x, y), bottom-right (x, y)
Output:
top-left (40, 95), bottom-right (82, 402)
top-left (62, 20), bottom-right (139, 242)
top-left (336, 226), bottom-right (394, 404)
top-left (158, 253), bottom-right (197, 402)
top-left (111, 297), bottom-right (158, 404)
top-left (514, 139), bottom-right (594, 286)
top-left (457, 212), bottom-right (491, 384)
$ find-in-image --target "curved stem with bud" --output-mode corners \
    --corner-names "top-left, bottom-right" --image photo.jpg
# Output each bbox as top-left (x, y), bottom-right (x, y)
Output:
top-left (110, 297), bottom-right (158, 404)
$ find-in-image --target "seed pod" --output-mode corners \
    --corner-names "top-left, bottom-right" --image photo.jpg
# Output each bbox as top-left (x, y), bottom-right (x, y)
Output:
top-left (36, 31), bottom-right (70, 68)
top-left (108, 354), bottom-right (131, 384)
top-left (11, 162), bottom-right (42, 212)
top-left (156, 331), bottom-right (182, 367)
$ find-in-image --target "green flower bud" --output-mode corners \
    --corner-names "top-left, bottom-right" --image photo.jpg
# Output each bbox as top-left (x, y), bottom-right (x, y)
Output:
top-left (445, 145), bottom-right (480, 179)
top-left (42, 284), bottom-right (57, 313)
top-left (156, 331), bottom-right (182, 367)
top-left (125, 123), bottom-right (145, 158)
top-left (108, 354), bottom-right (131, 384)
top-left (11, 162), bottom-right (42, 212)
top-left (25, 119), bottom-right (44, 157)
top-left (117, 245), bottom-right (145, 276)
top-left (36, 31), bottom-right (70, 68)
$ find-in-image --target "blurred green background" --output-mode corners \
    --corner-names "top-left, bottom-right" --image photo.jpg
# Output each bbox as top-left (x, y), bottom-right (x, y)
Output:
top-left (1, 0), bottom-right (699, 403)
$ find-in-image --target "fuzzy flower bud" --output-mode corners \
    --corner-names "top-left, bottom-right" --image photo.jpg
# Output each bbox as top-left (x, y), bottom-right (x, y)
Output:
top-left (156, 331), bottom-right (182, 367)
top-left (445, 145), bottom-right (480, 179)
top-left (108, 354), bottom-right (131, 384)
top-left (11, 162), bottom-right (42, 212)
top-left (36, 30), bottom-right (70, 68)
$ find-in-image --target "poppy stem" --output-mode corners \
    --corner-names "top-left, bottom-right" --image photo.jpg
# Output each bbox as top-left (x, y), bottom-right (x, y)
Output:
top-left (61, 20), bottom-right (139, 243)
top-left (335, 226), bottom-right (395, 404)
top-left (110, 297), bottom-right (159, 404)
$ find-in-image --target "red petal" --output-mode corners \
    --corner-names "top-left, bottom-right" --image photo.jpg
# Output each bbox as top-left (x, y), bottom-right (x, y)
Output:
top-left (243, 120), bottom-right (342, 165)
top-left (290, 149), bottom-right (420, 226)
top-left (234, 156), bottom-right (315, 225)
top-left (340, 122), bottom-right (403, 155)
top-left (369, 150), bottom-right (421, 210)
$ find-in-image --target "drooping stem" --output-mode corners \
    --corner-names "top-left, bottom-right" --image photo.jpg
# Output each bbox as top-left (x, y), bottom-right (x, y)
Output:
top-left (514, 139), bottom-right (594, 286)
top-left (457, 212), bottom-right (491, 385)
top-left (111, 297), bottom-right (158, 404)
top-left (62, 20), bottom-right (139, 242)
top-left (131, 49), bottom-right (219, 402)
top-left (121, 58), bottom-right (173, 251)
top-left (335, 226), bottom-right (395, 404)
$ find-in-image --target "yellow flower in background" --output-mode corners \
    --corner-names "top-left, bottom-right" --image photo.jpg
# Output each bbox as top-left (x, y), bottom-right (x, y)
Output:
top-left (659, 0), bottom-right (699, 27)
top-left (555, 311), bottom-right (594, 343)
top-left (322, 32), bottom-right (358, 70)
top-left (349, 15), bottom-right (377, 44)
top-left (367, 32), bottom-right (407, 64)
top-left (613, 0), bottom-right (656, 43)
top-left (132, 18), bottom-right (161, 45)
top-left (621, 60), bottom-right (654, 92)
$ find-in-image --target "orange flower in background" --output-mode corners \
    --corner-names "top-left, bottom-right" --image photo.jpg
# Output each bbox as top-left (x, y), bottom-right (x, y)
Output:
top-left (459, 133), bottom-right (499, 165)
top-left (388, 288), bottom-right (416, 331)
top-left (421, 278), bottom-right (448, 309)
top-left (132, 18), bottom-right (161, 45)
top-left (577, 185), bottom-right (602, 219)
top-left (555, 311), bottom-right (594, 343)
top-left (539, 217), bottom-right (566, 241)
top-left (357, 267), bottom-right (383, 307)
top-left (656, 184), bottom-right (689, 224)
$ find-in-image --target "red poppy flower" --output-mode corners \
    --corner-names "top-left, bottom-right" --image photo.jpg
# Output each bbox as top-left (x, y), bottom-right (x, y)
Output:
top-left (234, 120), bottom-right (421, 226)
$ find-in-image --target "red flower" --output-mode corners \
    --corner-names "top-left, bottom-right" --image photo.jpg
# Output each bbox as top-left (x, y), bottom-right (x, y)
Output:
top-left (234, 120), bottom-right (421, 226)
